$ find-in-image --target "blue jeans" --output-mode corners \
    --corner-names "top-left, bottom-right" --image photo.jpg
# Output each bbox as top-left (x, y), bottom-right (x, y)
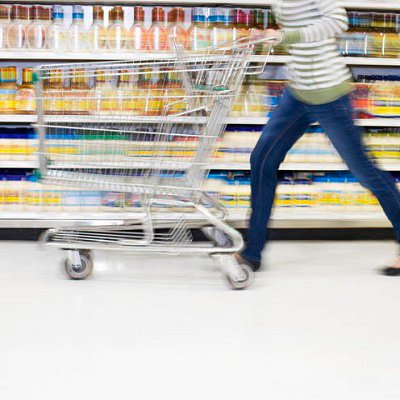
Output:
top-left (242, 89), bottom-right (400, 263)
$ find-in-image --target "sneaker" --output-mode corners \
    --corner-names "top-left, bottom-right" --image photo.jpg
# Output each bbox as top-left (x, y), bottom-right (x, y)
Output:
top-left (381, 267), bottom-right (400, 276)
top-left (235, 253), bottom-right (261, 272)
top-left (380, 254), bottom-right (400, 276)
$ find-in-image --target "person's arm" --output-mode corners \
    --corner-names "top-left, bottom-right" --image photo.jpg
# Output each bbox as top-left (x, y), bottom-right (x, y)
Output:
top-left (281, 0), bottom-right (349, 45)
top-left (256, 0), bottom-right (349, 46)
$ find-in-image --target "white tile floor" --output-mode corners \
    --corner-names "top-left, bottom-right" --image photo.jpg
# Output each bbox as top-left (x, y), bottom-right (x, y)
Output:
top-left (0, 240), bottom-right (400, 400)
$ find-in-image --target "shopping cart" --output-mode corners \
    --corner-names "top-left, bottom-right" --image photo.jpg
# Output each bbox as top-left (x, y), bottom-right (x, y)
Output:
top-left (34, 37), bottom-right (275, 289)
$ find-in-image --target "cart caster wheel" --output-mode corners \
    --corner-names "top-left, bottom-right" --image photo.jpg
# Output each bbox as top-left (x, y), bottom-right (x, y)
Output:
top-left (225, 264), bottom-right (254, 290)
top-left (64, 250), bottom-right (93, 280)
top-left (218, 254), bottom-right (255, 290)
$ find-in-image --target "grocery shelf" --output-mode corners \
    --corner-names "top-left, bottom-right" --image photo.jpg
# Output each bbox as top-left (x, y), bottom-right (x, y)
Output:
top-left (2, 52), bottom-right (400, 66)
top-left (0, 0), bottom-right (271, 6)
top-left (1, 0), bottom-right (399, 11)
top-left (225, 118), bottom-right (400, 127)
top-left (3, 160), bottom-right (400, 172)
top-left (211, 162), bottom-right (400, 171)
top-left (0, 51), bottom-right (178, 61)
top-left (0, 209), bottom-right (390, 229)
top-left (0, 115), bottom-right (36, 123)
top-left (0, 161), bottom-right (37, 168)
top-left (1, 115), bottom-right (399, 126)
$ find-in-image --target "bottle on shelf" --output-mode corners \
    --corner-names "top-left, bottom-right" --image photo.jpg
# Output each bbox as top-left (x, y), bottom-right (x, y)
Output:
top-left (232, 9), bottom-right (250, 42)
top-left (188, 7), bottom-right (210, 51)
top-left (148, 7), bottom-right (168, 51)
top-left (208, 8), bottom-right (217, 46)
top-left (67, 5), bottom-right (88, 52)
top-left (27, 5), bottom-right (50, 50)
top-left (107, 6), bottom-right (127, 51)
top-left (0, 6), bottom-right (11, 49)
top-left (381, 13), bottom-right (400, 58)
top-left (118, 69), bottom-right (134, 115)
top-left (7, 5), bottom-right (29, 49)
top-left (0, 67), bottom-right (17, 114)
top-left (127, 6), bottom-right (147, 51)
top-left (65, 68), bottom-right (89, 114)
top-left (16, 68), bottom-right (35, 114)
top-left (43, 69), bottom-right (65, 115)
top-left (341, 11), bottom-right (365, 56)
top-left (88, 5), bottom-right (107, 52)
top-left (167, 8), bottom-right (188, 50)
top-left (46, 5), bottom-right (67, 52)
top-left (93, 68), bottom-right (118, 114)
top-left (368, 12), bottom-right (385, 57)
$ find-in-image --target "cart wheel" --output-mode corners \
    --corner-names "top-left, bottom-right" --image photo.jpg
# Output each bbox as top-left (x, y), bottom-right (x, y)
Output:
top-left (64, 250), bottom-right (93, 280)
top-left (218, 254), bottom-right (254, 290)
top-left (225, 263), bottom-right (254, 290)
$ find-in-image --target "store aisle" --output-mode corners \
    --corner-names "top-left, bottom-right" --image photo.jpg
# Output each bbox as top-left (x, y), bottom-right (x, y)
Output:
top-left (0, 240), bottom-right (400, 400)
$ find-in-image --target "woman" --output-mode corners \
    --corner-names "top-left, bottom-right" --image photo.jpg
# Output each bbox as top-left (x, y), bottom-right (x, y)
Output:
top-left (237, 0), bottom-right (400, 275)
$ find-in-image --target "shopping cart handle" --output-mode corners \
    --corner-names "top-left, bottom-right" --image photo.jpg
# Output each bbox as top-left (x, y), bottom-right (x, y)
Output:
top-left (211, 35), bottom-right (282, 51)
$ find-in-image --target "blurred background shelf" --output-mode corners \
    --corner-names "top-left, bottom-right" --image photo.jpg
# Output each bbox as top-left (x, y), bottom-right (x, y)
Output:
top-left (1, 115), bottom-right (400, 126)
top-left (0, 1), bottom-right (398, 11)
top-left (0, 209), bottom-right (390, 229)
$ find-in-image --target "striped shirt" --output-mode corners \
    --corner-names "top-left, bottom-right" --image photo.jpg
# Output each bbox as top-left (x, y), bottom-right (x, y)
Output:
top-left (272, 0), bottom-right (353, 104)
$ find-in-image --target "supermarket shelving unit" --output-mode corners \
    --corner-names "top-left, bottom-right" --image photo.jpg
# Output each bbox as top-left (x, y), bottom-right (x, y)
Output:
top-left (0, 0), bottom-right (399, 229)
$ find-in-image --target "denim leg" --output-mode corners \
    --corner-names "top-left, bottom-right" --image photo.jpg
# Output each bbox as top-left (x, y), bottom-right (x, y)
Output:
top-left (313, 95), bottom-right (400, 242)
top-left (242, 91), bottom-right (310, 262)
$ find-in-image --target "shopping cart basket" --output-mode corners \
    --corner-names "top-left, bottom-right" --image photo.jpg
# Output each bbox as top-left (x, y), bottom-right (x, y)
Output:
top-left (35, 37), bottom-right (276, 289)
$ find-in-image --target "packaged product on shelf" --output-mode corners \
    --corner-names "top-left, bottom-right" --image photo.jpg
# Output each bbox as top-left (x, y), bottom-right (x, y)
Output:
top-left (64, 68), bottom-right (89, 115)
top-left (219, 176), bottom-right (238, 208)
top-left (234, 175), bottom-right (251, 208)
top-left (230, 79), bottom-right (269, 117)
top-left (67, 5), bottom-right (88, 52)
top-left (0, 132), bottom-right (12, 160)
top-left (380, 13), bottom-right (400, 58)
top-left (101, 191), bottom-right (126, 210)
top-left (167, 8), bottom-right (188, 50)
top-left (148, 7), bottom-right (168, 51)
top-left (364, 128), bottom-right (400, 163)
top-left (27, 5), bottom-right (51, 50)
top-left (24, 175), bottom-right (42, 211)
top-left (339, 11), bottom-right (368, 57)
top-left (231, 9), bottom-right (251, 42)
top-left (7, 5), bottom-right (29, 49)
top-left (368, 79), bottom-right (400, 117)
top-left (127, 6), bottom-right (148, 51)
top-left (0, 67), bottom-right (17, 114)
top-left (43, 68), bottom-right (64, 115)
top-left (367, 12), bottom-right (386, 57)
top-left (188, 7), bottom-right (210, 51)
top-left (16, 68), bottom-right (36, 114)
top-left (202, 172), bottom-right (226, 203)
top-left (218, 126), bottom-right (260, 163)
top-left (26, 130), bottom-right (38, 160)
top-left (46, 5), bottom-right (67, 51)
top-left (40, 182), bottom-right (63, 211)
top-left (88, 5), bottom-right (107, 52)
top-left (94, 68), bottom-right (118, 114)
top-left (0, 5), bottom-right (11, 49)
top-left (117, 70), bottom-right (133, 115)
top-left (351, 79), bottom-right (372, 118)
top-left (107, 6), bottom-right (127, 51)
top-left (77, 189), bottom-right (102, 211)
top-left (209, 8), bottom-right (233, 47)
